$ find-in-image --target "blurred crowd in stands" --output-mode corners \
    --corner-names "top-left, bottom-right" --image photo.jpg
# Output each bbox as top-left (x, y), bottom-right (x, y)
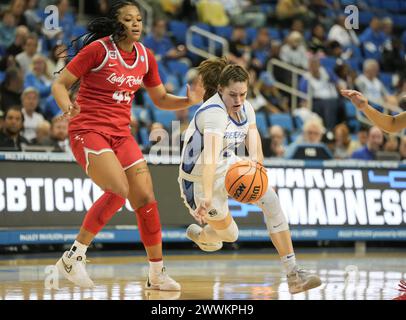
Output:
top-left (0, 0), bottom-right (405, 160)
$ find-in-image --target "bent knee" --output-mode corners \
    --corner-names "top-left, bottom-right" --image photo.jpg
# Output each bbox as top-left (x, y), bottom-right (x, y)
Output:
top-left (134, 194), bottom-right (156, 209)
top-left (105, 182), bottom-right (129, 199)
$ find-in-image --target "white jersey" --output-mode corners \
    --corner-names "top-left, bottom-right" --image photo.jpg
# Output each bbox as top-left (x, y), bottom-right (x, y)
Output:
top-left (179, 93), bottom-right (256, 177)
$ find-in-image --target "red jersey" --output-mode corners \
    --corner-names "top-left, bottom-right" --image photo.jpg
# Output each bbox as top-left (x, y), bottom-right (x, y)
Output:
top-left (67, 36), bottom-right (161, 136)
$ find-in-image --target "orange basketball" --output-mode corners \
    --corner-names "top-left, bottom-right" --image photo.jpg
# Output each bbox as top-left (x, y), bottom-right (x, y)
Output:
top-left (225, 160), bottom-right (268, 203)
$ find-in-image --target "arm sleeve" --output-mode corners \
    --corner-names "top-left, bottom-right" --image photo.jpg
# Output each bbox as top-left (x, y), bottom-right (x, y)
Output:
top-left (143, 48), bottom-right (163, 88)
top-left (196, 107), bottom-right (228, 136)
top-left (24, 74), bottom-right (51, 98)
top-left (66, 41), bottom-right (106, 78)
top-left (244, 101), bottom-right (256, 125)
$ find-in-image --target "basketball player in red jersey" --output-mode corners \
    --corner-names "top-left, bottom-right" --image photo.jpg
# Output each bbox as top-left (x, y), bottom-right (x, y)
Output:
top-left (52, 1), bottom-right (203, 290)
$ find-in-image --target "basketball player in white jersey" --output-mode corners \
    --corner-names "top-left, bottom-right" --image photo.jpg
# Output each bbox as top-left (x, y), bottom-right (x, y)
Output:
top-left (178, 58), bottom-right (322, 294)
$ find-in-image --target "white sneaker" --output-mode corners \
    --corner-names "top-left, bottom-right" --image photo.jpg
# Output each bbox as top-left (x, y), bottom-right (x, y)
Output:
top-left (186, 224), bottom-right (223, 252)
top-left (287, 268), bottom-right (322, 294)
top-left (56, 251), bottom-right (94, 288)
top-left (145, 267), bottom-right (181, 291)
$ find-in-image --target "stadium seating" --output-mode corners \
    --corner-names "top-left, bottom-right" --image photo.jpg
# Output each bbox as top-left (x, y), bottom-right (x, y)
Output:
top-left (268, 28), bottom-right (282, 41)
top-left (393, 14), bottom-right (406, 29)
top-left (359, 11), bottom-right (374, 26)
top-left (246, 27), bottom-right (258, 45)
top-left (139, 127), bottom-right (151, 147)
top-left (213, 26), bottom-right (233, 40)
top-left (344, 101), bottom-right (361, 132)
top-left (320, 57), bottom-right (337, 74)
top-left (255, 112), bottom-right (269, 137)
top-left (132, 106), bottom-right (151, 124)
top-left (168, 20), bottom-right (188, 44)
top-left (347, 57), bottom-right (362, 73)
top-left (379, 72), bottom-right (393, 92)
top-left (166, 60), bottom-right (189, 79)
top-left (402, 31), bottom-right (406, 47)
top-left (344, 101), bottom-right (357, 119)
top-left (269, 113), bottom-right (294, 132)
top-left (2, 0), bottom-right (406, 154)
top-left (293, 115), bottom-right (303, 131)
top-left (339, 0), bottom-right (355, 6)
top-left (153, 110), bottom-right (177, 130)
top-left (380, 0), bottom-right (400, 12)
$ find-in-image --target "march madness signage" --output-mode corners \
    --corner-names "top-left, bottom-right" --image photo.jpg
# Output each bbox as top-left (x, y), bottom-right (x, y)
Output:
top-left (231, 167), bottom-right (406, 227)
top-left (0, 153), bottom-right (405, 230)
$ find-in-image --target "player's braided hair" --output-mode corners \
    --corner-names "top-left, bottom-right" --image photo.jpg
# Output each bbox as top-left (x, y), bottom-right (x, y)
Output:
top-left (82, 0), bottom-right (140, 47)
top-left (196, 56), bottom-right (229, 102)
top-left (55, 0), bottom-right (140, 75)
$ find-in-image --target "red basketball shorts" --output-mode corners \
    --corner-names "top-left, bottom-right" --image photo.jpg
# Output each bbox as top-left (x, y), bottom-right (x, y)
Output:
top-left (69, 130), bottom-right (144, 174)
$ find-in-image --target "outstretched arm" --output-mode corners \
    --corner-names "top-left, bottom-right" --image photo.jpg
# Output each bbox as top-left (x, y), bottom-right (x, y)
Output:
top-left (145, 83), bottom-right (203, 111)
top-left (341, 89), bottom-right (406, 133)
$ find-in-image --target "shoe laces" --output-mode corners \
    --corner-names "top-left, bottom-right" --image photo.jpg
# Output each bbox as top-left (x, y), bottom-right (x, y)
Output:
top-left (159, 267), bottom-right (168, 278)
top-left (158, 267), bottom-right (176, 283)
top-left (296, 268), bottom-right (308, 275)
top-left (288, 268), bottom-right (308, 279)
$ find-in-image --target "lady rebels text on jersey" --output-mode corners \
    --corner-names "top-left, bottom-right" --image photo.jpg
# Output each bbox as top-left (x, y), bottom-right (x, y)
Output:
top-left (67, 36), bottom-right (161, 136)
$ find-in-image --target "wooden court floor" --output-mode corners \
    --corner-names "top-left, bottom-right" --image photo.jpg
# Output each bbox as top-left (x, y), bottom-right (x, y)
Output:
top-left (0, 250), bottom-right (405, 300)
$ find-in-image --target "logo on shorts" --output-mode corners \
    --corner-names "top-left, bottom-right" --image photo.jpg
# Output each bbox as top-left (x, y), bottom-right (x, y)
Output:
top-left (74, 134), bottom-right (84, 144)
top-left (208, 209), bottom-right (218, 218)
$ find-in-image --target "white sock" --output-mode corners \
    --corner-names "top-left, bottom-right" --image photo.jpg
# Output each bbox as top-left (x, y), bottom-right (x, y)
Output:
top-left (149, 260), bottom-right (163, 280)
top-left (198, 225), bottom-right (222, 243)
top-left (67, 240), bottom-right (88, 258)
top-left (281, 253), bottom-right (297, 275)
